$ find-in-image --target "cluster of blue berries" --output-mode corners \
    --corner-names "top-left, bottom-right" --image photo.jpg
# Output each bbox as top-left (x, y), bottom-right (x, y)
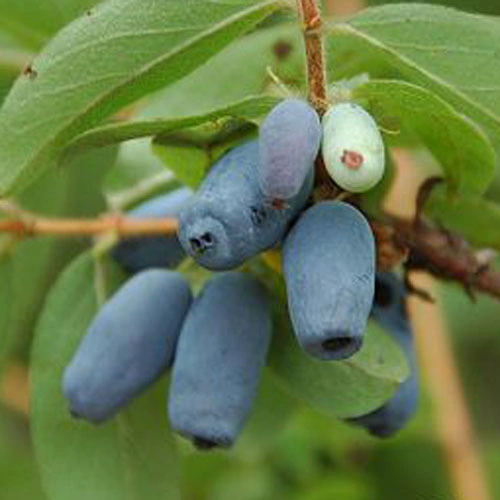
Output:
top-left (63, 98), bottom-right (418, 448)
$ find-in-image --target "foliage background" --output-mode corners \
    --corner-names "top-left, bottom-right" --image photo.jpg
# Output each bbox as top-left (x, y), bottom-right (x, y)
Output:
top-left (0, 0), bottom-right (499, 499)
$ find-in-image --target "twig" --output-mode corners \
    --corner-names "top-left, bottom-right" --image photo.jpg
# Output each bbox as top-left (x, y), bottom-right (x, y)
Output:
top-left (1, 204), bottom-right (500, 301)
top-left (408, 276), bottom-right (492, 500)
top-left (296, 0), bottom-right (328, 115)
top-left (0, 215), bottom-right (179, 238)
top-left (0, 49), bottom-right (33, 75)
top-left (388, 147), bottom-right (492, 500)
top-left (369, 214), bottom-right (500, 302)
top-left (325, 0), bottom-right (364, 16)
top-left (1, 363), bottom-right (30, 417)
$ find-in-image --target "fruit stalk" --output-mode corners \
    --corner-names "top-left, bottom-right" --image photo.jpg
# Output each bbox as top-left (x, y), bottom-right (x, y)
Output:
top-left (296, 0), bottom-right (328, 115)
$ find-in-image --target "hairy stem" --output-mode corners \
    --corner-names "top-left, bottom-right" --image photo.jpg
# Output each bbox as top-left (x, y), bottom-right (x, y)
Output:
top-left (296, 0), bottom-right (328, 114)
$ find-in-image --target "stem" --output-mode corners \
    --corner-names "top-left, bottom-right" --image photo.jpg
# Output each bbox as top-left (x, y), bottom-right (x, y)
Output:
top-left (106, 170), bottom-right (175, 212)
top-left (408, 276), bottom-right (492, 500)
top-left (389, 148), bottom-right (492, 500)
top-left (0, 49), bottom-right (32, 75)
top-left (325, 0), bottom-right (364, 16)
top-left (0, 216), bottom-right (179, 238)
top-left (296, 0), bottom-right (328, 115)
top-left (1, 363), bottom-right (30, 417)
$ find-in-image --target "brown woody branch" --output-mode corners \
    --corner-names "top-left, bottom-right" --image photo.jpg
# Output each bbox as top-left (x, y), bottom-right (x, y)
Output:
top-left (296, 0), bottom-right (328, 115)
top-left (372, 215), bottom-right (500, 301)
top-left (0, 208), bottom-right (499, 300)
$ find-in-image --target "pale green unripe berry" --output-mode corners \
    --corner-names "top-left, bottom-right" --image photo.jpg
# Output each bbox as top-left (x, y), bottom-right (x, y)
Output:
top-left (322, 103), bottom-right (385, 193)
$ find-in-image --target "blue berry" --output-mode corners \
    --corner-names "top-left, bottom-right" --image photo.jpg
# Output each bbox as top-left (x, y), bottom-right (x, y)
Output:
top-left (348, 273), bottom-right (418, 437)
top-left (168, 272), bottom-right (272, 449)
top-left (63, 270), bottom-right (192, 423)
top-left (179, 140), bottom-right (313, 271)
top-left (258, 98), bottom-right (321, 200)
top-left (283, 201), bottom-right (375, 360)
top-left (112, 188), bottom-right (192, 273)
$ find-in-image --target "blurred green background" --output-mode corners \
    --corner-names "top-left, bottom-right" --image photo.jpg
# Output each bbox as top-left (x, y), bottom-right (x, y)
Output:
top-left (1, 0), bottom-right (500, 499)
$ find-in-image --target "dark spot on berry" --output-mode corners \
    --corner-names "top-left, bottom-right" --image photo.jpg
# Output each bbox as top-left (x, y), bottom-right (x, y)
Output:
top-left (273, 40), bottom-right (293, 61)
top-left (374, 279), bottom-right (393, 308)
top-left (250, 205), bottom-right (268, 225)
top-left (270, 198), bottom-right (289, 211)
top-left (200, 232), bottom-right (213, 246)
top-left (193, 437), bottom-right (218, 451)
top-left (341, 150), bottom-right (364, 170)
top-left (189, 232), bottom-right (215, 254)
top-left (23, 64), bottom-right (38, 79)
top-left (70, 409), bottom-right (82, 420)
top-left (322, 337), bottom-right (354, 352)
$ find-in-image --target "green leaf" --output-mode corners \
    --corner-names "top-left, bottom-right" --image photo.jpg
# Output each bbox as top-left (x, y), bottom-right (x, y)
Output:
top-left (153, 118), bottom-right (258, 189)
top-left (65, 95), bottom-right (280, 155)
top-left (0, 0), bottom-right (99, 49)
top-left (353, 80), bottom-right (496, 195)
top-left (269, 319), bottom-right (409, 419)
top-left (31, 252), bottom-right (180, 500)
top-left (154, 142), bottom-right (207, 190)
top-left (0, 410), bottom-right (46, 500)
top-left (236, 370), bottom-right (297, 456)
top-left (0, 146), bottom-right (115, 369)
top-left (0, 0), bottom-right (284, 195)
top-left (136, 23), bottom-right (304, 119)
top-left (0, 260), bottom-right (13, 362)
top-left (426, 186), bottom-right (500, 250)
top-left (103, 138), bottom-right (177, 211)
top-left (329, 4), bottom-right (500, 139)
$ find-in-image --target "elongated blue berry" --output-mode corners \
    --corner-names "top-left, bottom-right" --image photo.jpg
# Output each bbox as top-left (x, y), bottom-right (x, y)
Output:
top-left (322, 103), bottom-right (385, 193)
top-left (258, 98), bottom-right (321, 200)
top-left (168, 272), bottom-right (272, 449)
top-left (348, 273), bottom-right (418, 437)
top-left (179, 140), bottom-right (313, 271)
top-left (112, 188), bottom-right (192, 273)
top-left (63, 270), bottom-right (192, 423)
top-left (283, 201), bottom-right (375, 360)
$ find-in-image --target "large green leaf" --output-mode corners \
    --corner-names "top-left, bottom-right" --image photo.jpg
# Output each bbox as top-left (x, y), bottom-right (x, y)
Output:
top-left (0, 0), bottom-right (99, 49)
top-left (104, 23), bottom-right (304, 203)
top-left (65, 95), bottom-right (279, 154)
top-left (0, 0), bottom-right (284, 195)
top-left (103, 138), bottom-right (177, 211)
top-left (426, 186), bottom-right (500, 250)
top-left (136, 23), bottom-right (304, 119)
top-left (153, 118), bottom-right (258, 188)
top-left (353, 80), bottom-right (496, 195)
top-left (328, 4), bottom-right (500, 138)
top-left (269, 317), bottom-right (409, 419)
top-left (31, 252), bottom-right (180, 500)
top-left (0, 146), bottom-right (116, 369)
